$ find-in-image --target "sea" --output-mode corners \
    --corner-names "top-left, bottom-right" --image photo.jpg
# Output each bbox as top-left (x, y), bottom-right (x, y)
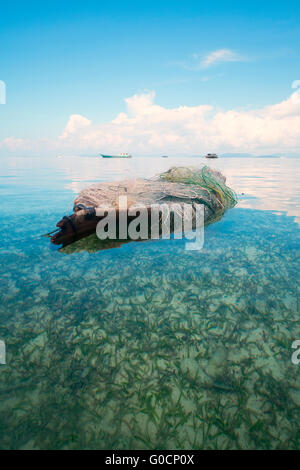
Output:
top-left (0, 155), bottom-right (299, 449)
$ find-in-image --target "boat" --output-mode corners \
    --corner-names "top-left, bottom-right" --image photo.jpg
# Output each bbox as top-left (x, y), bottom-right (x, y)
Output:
top-left (101, 153), bottom-right (132, 158)
top-left (205, 153), bottom-right (218, 159)
top-left (161, 155), bottom-right (169, 158)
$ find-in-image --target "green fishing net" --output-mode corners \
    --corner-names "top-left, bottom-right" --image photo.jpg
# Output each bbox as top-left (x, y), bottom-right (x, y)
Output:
top-left (159, 166), bottom-right (237, 210)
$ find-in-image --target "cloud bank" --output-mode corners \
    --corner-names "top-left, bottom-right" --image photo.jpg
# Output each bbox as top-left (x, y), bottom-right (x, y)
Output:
top-left (1, 90), bottom-right (300, 156)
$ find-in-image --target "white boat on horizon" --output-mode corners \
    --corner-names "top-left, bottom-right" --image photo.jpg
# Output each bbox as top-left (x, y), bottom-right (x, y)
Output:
top-left (100, 153), bottom-right (132, 159)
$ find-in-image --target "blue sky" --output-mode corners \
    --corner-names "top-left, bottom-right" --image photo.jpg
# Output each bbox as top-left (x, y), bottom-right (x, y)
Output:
top-left (1, 1), bottom-right (300, 155)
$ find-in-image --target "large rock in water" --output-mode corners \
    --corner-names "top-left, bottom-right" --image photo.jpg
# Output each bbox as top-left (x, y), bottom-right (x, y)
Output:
top-left (50, 166), bottom-right (237, 248)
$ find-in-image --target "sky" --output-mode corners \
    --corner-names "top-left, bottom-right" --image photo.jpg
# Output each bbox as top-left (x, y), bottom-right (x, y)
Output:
top-left (0, 0), bottom-right (300, 156)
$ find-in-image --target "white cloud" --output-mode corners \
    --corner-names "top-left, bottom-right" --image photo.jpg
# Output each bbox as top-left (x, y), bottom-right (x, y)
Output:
top-left (168, 49), bottom-right (244, 71)
top-left (60, 114), bottom-right (91, 139)
top-left (1, 90), bottom-right (300, 156)
top-left (0, 136), bottom-right (29, 151)
top-left (201, 49), bottom-right (243, 68)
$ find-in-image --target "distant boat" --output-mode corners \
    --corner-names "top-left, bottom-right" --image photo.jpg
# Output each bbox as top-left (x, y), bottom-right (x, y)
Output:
top-left (161, 155), bottom-right (168, 158)
top-left (101, 153), bottom-right (132, 159)
top-left (205, 153), bottom-right (218, 159)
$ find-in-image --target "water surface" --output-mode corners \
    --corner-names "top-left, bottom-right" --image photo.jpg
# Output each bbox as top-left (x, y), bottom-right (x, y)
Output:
top-left (0, 156), bottom-right (299, 449)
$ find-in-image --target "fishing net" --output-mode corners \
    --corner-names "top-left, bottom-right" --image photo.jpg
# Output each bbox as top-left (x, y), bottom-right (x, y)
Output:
top-left (159, 166), bottom-right (237, 210)
top-left (74, 165), bottom-right (237, 214)
top-left (51, 165), bottom-right (237, 247)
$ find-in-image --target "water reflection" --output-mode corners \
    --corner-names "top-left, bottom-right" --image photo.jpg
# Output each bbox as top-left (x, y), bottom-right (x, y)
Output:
top-left (2, 155), bottom-right (299, 219)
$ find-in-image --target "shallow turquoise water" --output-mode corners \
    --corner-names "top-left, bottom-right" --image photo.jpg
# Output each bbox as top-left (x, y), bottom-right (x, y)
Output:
top-left (0, 156), bottom-right (299, 449)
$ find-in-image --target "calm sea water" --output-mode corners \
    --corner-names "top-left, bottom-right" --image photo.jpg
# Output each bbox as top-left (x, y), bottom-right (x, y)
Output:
top-left (0, 156), bottom-right (299, 449)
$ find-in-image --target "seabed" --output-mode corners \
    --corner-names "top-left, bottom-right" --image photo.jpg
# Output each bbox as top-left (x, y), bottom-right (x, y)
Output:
top-left (0, 205), bottom-right (299, 449)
